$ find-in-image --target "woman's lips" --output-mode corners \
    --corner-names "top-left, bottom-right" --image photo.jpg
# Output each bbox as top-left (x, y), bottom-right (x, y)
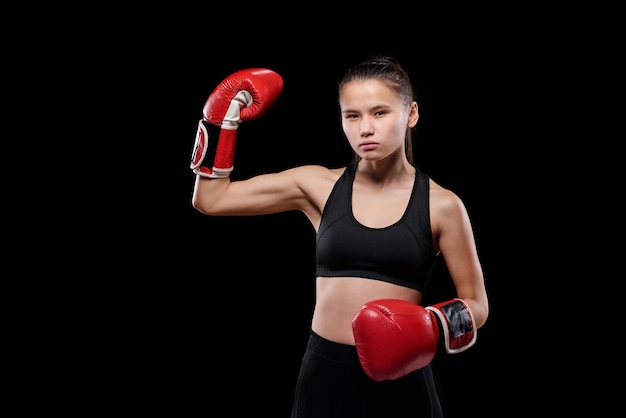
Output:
top-left (360, 142), bottom-right (378, 150)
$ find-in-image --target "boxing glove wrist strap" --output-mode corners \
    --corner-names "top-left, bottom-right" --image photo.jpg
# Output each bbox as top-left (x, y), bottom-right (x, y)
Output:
top-left (426, 298), bottom-right (477, 354)
top-left (190, 120), bottom-right (234, 178)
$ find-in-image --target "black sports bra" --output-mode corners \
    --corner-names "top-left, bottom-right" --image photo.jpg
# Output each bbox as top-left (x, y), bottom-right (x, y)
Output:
top-left (315, 164), bottom-right (436, 291)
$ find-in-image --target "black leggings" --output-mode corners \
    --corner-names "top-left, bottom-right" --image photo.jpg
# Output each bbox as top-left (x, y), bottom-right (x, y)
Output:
top-left (291, 330), bottom-right (443, 418)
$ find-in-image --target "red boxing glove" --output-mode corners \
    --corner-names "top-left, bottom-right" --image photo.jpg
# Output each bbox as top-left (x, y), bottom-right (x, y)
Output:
top-left (190, 68), bottom-right (283, 178)
top-left (352, 298), bottom-right (477, 381)
top-left (352, 299), bottom-right (439, 381)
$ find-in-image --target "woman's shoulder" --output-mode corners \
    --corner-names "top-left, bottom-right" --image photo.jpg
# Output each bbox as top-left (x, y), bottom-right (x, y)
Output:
top-left (287, 164), bottom-right (347, 181)
top-left (428, 178), bottom-right (467, 218)
top-left (284, 165), bottom-right (348, 222)
top-left (289, 164), bottom-right (347, 197)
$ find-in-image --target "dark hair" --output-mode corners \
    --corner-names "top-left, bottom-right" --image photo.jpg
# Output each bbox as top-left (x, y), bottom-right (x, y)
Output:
top-left (339, 56), bottom-right (417, 166)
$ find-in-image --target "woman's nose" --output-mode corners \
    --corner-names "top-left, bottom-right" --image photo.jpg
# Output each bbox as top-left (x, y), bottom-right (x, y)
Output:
top-left (360, 118), bottom-right (374, 136)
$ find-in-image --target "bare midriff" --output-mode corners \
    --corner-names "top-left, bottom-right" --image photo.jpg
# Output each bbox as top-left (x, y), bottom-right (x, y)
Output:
top-left (311, 276), bottom-right (422, 345)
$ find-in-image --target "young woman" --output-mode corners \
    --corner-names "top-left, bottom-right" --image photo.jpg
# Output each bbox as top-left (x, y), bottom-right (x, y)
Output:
top-left (191, 56), bottom-right (489, 418)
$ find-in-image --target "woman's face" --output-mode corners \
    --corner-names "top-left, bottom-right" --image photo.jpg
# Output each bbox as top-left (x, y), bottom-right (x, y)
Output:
top-left (339, 79), bottom-right (417, 162)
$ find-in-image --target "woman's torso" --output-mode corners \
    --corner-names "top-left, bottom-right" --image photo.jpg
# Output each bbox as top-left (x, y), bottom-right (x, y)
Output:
top-left (303, 163), bottom-right (436, 345)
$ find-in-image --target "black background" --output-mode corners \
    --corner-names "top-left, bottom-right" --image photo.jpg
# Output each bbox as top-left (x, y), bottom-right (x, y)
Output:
top-left (10, 3), bottom-right (614, 415)
top-left (134, 45), bottom-right (524, 416)
top-left (72, 8), bottom-right (576, 417)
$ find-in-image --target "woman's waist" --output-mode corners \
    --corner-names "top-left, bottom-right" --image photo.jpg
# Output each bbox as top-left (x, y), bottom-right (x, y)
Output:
top-left (312, 276), bottom-right (421, 345)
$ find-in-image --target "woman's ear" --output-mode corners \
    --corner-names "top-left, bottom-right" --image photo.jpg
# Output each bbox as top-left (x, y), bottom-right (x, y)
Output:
top-left (408, 101), bottom-right (419, 128)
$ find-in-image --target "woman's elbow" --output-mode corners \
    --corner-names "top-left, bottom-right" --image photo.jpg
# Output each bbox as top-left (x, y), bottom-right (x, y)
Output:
top-left (191, 192), bottom-right (216, 215)
top-left (191, 195), bottom-right (204, 213)
top-left (472, 299), bottom-right (489, 329)
top-left (191, 186), bottom-right (215, 215)
top-left (191, 177), bottom-right (228, 215)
